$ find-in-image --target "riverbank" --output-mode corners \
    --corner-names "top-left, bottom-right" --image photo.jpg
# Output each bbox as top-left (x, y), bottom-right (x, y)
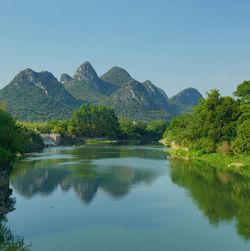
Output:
top-left (160, 140), bottom-right (250, 176)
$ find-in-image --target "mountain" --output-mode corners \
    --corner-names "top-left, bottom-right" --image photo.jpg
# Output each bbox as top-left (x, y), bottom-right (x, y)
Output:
top-left (0, 69), bottom-right (81, 121)
top-left (62, 62), bottom-right (118, 103)
top-left (62, 63), bottom-right (176, 121)
top-left (60, 73), bottom-right (72, 84)
top-left (100, 66), bottom-right (133, 87)
top-left (61, 78), bottom-right (106, 104)
top-left (0, 61), bottom-right (203, 122)
top-left (100, 80), bottom-right (174, 121)
top-left (169, 87), bottom-right (203, 114)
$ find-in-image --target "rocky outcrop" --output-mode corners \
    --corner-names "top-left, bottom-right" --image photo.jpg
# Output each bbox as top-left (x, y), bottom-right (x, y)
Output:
top-left (60, 73), bottom-right (72, 84)
top-left (74, 61), bottom-right (99, 82)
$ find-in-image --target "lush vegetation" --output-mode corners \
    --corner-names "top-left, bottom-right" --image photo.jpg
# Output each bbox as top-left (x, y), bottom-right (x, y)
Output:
top-left (119, 117), bottom-right (169, 140)
top-left (19, 104), bottom-right (169, 145)
top-left (68, 105), bottom-right (119, 138)
top-left (163, 81), bottom-right (250, 169)
top-left (0, 109), bottom-right (44, 167)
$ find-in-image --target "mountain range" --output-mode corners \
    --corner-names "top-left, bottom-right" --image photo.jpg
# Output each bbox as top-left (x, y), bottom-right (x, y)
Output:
top-left (0, 61), bottom-right (203, 121)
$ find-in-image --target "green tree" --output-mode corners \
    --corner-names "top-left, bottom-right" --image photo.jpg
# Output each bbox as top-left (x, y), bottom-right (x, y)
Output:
top-left (119, 117), bottom-right (134, 137)
top-left (234, 81), bottom-right (250, 103)
top-left (232, 81), bottom-right (250, 154)
top-left (0, 109), bottom-right (30, 165)
top-left (68, 104), bottom-right (119, 138)
top-left (163, 88), bottom-right (243, 154)
top-left (147, 120), bottom-right (169, 138)
top-left (233, 119), bottom-right (250, 154)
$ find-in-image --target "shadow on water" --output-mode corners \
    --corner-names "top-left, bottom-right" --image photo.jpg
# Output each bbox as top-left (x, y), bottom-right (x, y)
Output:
top-left (169, 159), bottom-right (250, 240)
top-left (0, 168), bottom-right (30, 250)
top-left (10, 145), bottom-right (166, 204)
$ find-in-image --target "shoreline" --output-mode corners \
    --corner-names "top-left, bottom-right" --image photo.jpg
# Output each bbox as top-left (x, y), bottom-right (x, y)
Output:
top-left (159, 140), bottom-right (250, 176)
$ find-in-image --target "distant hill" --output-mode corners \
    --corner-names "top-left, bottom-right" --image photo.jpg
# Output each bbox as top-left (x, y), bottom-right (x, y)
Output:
top-left (0, 61), bottom-right (203, 121)
top-left (0, 69), bottom-right (81, 121)
top-left (62, 62), bottom-right (202, 121)
top-left (100, 66), bottom-right (133, 87)
top-left (99, 80), bottom-right (173, 121)
top-left (169, 87), bottom-right (203, 114)
top-left (62, 62), bottom-right (118, 103)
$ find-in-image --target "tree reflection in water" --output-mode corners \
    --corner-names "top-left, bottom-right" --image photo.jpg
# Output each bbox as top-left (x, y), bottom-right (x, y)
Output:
top-left (0, 169), bottom-right (30, 250)
top-left (170, 160), bottom-right (250, 240)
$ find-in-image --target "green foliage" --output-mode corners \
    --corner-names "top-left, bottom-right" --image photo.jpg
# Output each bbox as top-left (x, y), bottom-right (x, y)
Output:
top-left (233, 119), bottom-right (250, 154)
top-left (234, 80), bottom-right (250, 103)
top-left (119, 118), bottom-right (135, 137)
top-left (147, 120), bottom-right (169, 138)
top-left (20, 106), bottom-right (169, 145)
top-left (119, 117), bottom-right (168, 140)
top-left (17, 123), bottom-right (45, 153)
top-left (0, 110), bottom-right (29, 165)
top-left (163, 85), bottom-right (250, 156)
top-left (68, 104), bottom-right (120, 138)
top-left (232, 81), bottom-right (250, 154)
top-left (0, 109), bottom-right (45, 168)
top-left (163, 114), bottom-right (193, 145)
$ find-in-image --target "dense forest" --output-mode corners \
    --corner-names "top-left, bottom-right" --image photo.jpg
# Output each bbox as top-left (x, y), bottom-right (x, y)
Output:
top-left (162, 81), bottom-right (250, 167)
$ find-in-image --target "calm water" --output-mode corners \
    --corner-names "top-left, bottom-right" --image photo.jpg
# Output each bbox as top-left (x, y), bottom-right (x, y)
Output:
top-left (2, 144), bottom-right (250, 250)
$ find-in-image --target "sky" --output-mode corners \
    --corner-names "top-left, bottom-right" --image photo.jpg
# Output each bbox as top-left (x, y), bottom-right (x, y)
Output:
top-left (0, 0), bottom-right (250, 97)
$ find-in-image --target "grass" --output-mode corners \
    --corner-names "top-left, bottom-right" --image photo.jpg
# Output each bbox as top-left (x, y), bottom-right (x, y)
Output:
top-left (168, 147), bottom-right (250, 176)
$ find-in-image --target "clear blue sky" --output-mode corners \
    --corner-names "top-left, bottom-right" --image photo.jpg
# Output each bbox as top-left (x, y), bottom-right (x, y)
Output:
top-left (0, 0), bottom-right (250, 96)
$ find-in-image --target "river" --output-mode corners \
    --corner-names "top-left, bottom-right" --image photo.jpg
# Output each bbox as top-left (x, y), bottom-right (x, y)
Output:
top-left (1, 144), bottom-right (250, 250)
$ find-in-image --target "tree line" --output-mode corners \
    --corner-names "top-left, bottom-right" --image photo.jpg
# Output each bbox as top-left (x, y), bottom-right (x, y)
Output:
top-left (163, 81), bottom-right (250, 156)
top-left (0, 103), bottom-right (169, 167)
top-left (23, 104), bottom-right (169, 142)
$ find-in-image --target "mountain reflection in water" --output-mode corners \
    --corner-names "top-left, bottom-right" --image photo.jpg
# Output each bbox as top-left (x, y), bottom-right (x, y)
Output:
top-left (3, 145), bottom-right (250, 251)
top-left (10, 145), bottom-right (166, 204)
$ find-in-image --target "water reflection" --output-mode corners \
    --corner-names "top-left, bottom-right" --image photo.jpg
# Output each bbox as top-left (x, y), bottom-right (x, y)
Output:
top-left (11, 146), bottom-right (166, 204)
top-left (3, 145), bottom-right (250, 249)
top-left (170, 160), bottom-right (250, 240)
top-left (0, 169), bottom-right (29, 250)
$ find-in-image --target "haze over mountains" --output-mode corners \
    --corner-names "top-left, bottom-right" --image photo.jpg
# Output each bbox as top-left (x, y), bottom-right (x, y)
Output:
top-left (0, 61), bottom-right (203, 121)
